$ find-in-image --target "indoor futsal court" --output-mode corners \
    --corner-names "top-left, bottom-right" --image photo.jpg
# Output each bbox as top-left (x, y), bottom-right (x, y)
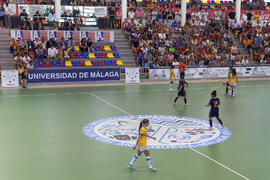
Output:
top-left (0, 80), bottom-right (269, 180)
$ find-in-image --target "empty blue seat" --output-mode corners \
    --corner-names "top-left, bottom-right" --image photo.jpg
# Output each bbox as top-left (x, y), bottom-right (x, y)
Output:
top-left (113, 53), bottom-right (120, 58)
top-left (33, 61), bottom-right (38, 67)
top-left (72, 60), bottom-right (79, 66)
top-left (82, 53), bottom-right (89, 58)
top-left (92, 60), bottom-right (98, 66)
top-left (52, 61), bottom-right (59, 67)
top-left (93, 46), bottom-right (99, 51)
top-left (38, 61), bottom-right (44, 67)
top-left (104, 60), bottom-right (110, 66)
top-left (59, 61), bottom-right (65, 67)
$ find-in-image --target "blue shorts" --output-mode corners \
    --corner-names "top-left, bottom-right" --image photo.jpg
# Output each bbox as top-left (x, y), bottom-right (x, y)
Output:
top-left (178, 90), bottom-right (186, 97)
top-left (210, 110), bottom-right (219, 118)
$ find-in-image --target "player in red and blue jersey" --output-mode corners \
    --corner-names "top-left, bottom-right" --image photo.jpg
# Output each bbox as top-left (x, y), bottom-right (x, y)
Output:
top-left (206, 90), bottom-right (224, 128)
top-left (173, 75), bottom-right (189, 106)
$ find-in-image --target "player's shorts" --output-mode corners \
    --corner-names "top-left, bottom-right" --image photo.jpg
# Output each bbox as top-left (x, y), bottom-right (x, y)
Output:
top-left (170, 79), bottom-right (174, 83)
top-left (138, 146), bottom-right (148, 152)
top-left (226, 82), bottom-right (230, 86)
top-left (210, 110), bottom-right (219, 118)
top-left (178, 90), bottom-right (186, 97)
top-left (180, 72), bottom-right (185, 78)
top-left (230, 83), bottom-right (236, 87)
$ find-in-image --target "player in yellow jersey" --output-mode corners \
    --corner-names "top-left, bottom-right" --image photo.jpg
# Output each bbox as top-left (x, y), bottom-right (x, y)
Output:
top-left (229, 68), bottom-right (237, 97)
top-left (169, 65), bottom-right (175, 91)
top-left (128, 119), bottom-right (157, 172)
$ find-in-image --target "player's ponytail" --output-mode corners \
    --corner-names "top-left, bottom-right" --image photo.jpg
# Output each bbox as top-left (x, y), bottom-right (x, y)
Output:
top-left (232, 68), bottom-right (237, 76)
top-left (211, 90), bottom-right (217, 97)
top-left (139, 119), bottom-right (149, 133)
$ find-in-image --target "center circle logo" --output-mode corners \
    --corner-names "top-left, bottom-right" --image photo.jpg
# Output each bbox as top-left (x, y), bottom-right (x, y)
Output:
top-left (83, 115), bottom-right (231, 149)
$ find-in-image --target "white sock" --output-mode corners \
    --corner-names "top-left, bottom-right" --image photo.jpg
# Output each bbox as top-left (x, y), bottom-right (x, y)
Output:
top-left (130, 154), bottom-right (139, 165)
top-left (146, 156), bottom-right (152, 169)
top-left (233, 89), bottom-right (235, 96)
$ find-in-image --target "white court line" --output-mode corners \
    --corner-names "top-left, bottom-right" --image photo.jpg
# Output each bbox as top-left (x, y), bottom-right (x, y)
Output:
top-left (90, 92), bottom-right (132, 116)
top-left (190, 148), bottom-right (249, 180)
top-left (0, 84), bottom-right (270, 98)
top-left (89, 92), bottom-right (250, 180)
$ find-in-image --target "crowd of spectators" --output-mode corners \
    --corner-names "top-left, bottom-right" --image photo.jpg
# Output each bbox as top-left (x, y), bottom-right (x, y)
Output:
top-left (123, 7), bottom-right (249, 68)
top-left (231, 18), bottom-right (270, 64)
top-left (19, 9), bottom-right (83, 30)
top-left (10, 35), bottom-right (94, 64)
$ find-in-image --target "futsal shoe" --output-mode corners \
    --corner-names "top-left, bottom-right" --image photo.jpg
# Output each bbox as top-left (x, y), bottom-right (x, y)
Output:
top-left (184, 103), bottom-right (190, 106)
top-left (128, 164), bottom-right (136, 170)
top-left (149, 168), bottom-right (157, 172)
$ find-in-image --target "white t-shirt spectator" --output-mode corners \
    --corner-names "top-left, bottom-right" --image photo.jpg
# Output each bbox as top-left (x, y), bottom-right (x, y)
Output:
top-left (128, 11), bottom-right (135, 19)
top-left (27, 63), bottom-right (35, 70)
top-left (202, 11), bottom-right (208, 21)
top-left (48, 47), bottom-right (58, 58)
top-left (242, 14), bottom-right (247, 22)
top-left (241, 58), bottom-right (249, 65)
top-left (159, 33), bottom-right (166, 40)
top-left (22, 55), bottom-right (31, 64)
top-left (172, 61), bottom-right (179, 66)
top-left (4, 4), bottom-right (11, 15)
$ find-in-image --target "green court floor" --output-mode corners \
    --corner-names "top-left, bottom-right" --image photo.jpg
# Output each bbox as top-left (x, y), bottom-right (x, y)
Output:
top-left (0, 80), bottom-right (269, 180)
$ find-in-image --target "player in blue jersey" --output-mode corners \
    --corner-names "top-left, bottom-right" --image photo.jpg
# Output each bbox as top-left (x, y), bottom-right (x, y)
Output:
top-left (206, 90), bottom-right (224, 128)
top-left (173, 75), bottom-right (189, 106)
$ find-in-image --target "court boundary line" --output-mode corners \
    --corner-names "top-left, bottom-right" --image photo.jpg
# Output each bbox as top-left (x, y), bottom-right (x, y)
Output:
top-left (1, 84), bottom-right (270, 98)
top-left (89, 92), bottom-right (250, 180)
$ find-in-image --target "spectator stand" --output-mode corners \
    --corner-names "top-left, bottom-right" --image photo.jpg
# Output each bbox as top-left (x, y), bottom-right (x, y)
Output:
top-left (10, 30), bottom-right (125, 69)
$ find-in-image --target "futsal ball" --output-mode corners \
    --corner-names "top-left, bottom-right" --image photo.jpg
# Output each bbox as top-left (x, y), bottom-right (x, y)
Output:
top-left (222, 80), bottom-right (226, 86)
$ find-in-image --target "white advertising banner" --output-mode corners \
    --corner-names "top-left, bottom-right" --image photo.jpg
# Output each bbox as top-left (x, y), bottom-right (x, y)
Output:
top-left (150, 66), bottom-right (270, 80)
top-left (1, 70), bottom-right (19, 88)
top-left (125, 68), bottom-right (140, 83)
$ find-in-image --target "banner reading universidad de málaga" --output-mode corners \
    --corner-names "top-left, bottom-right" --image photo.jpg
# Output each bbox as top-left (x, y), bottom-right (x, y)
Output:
top-left (27, 68), bottom-right (120, 83)
top-left (1, 70), bottom-right (19, 88)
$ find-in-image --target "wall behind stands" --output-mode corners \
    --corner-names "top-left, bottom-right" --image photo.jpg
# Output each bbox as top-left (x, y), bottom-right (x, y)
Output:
top-left (10, 30), bottom-right (114, 42)
top-left (150, 66), bottom-right (270, 80)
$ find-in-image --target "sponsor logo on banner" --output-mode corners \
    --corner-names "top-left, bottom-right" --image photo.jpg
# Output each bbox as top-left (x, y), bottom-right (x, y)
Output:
top-left (64, 31), bottom-right (73, 40)
top-left (83, 115), bottom-right (231, 149)
top-left (27, 68), bottom-right (120, 83)
top-left (125, 68), bottom-right (140, 83)
top-left (10, 30), bottom-right (114, 42)
top-left (11, 30), bottom-right (23, 41)
top-left (31, 31), bottom-right (40, 41)
top-left (47, 31), bottom-right (57, 41)
top-left (96, 31), bottom-right (104, 42)
top-left (1, 70), bottom-right (19, 88)
top-left (80, 31), bottom-right (88, 40)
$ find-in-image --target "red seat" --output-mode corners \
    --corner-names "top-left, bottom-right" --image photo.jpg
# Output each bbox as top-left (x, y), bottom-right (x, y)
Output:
top-left (98, 60), bottom-right (105, 66)
top-left (98, 46), bottom-right (105, 51)
top-left (78, 60), bottom-right (85, 66)
top-left (101, 53), bottom-right (108, 58)
top-left (44, 61), bottom-right (52, 67)
top-left (69, 53), bottom-right (76, 59)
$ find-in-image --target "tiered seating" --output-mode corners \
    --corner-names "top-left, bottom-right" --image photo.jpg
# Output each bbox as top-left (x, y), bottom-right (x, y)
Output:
top-left (92, 45), bottom-right (117, 52)
top-left (31, 44), bottom-right (123, 68)
top-left (32, 59), bottom-right (125, 68)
